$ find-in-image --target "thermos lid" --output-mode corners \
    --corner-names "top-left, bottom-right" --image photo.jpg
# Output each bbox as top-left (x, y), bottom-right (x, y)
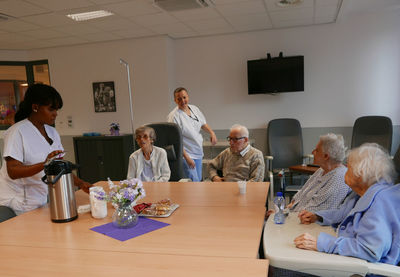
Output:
top-left (44, 160), bottom-right (76, 175)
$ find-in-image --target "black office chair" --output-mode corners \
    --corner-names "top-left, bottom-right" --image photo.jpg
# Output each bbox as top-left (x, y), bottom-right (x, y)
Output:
top-left (0, 206), bottom-right (16, 223)
top-left (266, 118), bottom-right (310, 205)
top-left (145, 122), bottom-right (185, 181)
top-left (351, 116), bottom-right (393, 152)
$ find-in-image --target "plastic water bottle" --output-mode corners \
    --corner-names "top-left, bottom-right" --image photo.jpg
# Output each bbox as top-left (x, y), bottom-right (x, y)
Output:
top-left (273, 192), bottom-right (285, 224)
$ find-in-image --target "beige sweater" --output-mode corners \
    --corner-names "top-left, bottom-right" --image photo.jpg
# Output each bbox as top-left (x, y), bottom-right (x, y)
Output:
top-left (208, 146), bottom-right (265, 182)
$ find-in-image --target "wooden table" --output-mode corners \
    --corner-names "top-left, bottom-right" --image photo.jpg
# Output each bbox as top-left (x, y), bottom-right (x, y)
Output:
top-left (0, 182), bottom-right (269, 276)
top-left (289, 164), bottom-right (319, 175)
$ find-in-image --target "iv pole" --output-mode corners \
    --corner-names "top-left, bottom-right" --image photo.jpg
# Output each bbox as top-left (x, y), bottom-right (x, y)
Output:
top-left (119, 59), bottom-right (135, 140)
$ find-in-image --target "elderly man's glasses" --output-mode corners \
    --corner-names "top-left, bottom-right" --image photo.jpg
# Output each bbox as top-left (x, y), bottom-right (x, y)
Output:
top-left (227, 136), bottom-right (245, 142)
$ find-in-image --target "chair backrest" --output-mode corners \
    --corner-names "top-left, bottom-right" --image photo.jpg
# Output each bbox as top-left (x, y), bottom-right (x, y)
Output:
top-left (145, 122), bottom-right (184, 181)
top-left (394, 144), bottom-right (400, 184)
top-left (351, 116), bottom-right (393, 152)
top-left (267, 118), bottom-right (304, 169)
top-left (0, 206), bottom-right (16, 223)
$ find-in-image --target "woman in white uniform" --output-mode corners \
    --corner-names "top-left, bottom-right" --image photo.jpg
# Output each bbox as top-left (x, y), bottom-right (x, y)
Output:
top-left (127, 126), bottom-right (171, 182)
top-left (0, 84), bottom-right (91, 215)
top-left (167, 87), bottom-right (217, 181)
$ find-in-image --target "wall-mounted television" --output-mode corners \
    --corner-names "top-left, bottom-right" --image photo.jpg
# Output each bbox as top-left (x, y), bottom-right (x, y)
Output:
top-left (247, 55), bottom-right (304, 94)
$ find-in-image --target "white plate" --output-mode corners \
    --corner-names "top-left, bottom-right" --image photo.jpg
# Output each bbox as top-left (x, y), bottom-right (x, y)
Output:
top-left (138, 203), bottom-right (180, 218)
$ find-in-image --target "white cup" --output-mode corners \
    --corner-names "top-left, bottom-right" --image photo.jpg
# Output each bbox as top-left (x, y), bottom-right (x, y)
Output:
top-left (238, 181), bottom-right (247, 194)
top-left (90, 186), bottom-right (107, 219)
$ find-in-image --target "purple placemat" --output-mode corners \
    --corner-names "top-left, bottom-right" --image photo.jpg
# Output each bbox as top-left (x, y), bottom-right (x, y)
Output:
top-left (90, 217), bottom-right (170, 241)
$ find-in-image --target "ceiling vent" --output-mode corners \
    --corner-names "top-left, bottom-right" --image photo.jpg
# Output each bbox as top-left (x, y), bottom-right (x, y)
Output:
top-left (154, 0), bottom-right (211, 12)
top-left (0, 13), bottom-right (15, 21)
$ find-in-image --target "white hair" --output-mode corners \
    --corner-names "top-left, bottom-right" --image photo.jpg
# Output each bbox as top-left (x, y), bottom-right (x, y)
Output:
top-left (319, 133), bottom-right (346, 163)
top-left (347, 143), bottom-right (395, 186)
top-left (230, 124), bottom-right (249, 138)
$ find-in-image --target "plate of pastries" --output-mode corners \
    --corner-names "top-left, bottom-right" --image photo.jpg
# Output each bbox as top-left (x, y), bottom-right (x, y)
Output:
top-left (134, 199), bottom-right (179, 217)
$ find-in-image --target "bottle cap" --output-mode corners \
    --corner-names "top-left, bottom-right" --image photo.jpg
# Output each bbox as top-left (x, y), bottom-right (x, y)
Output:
top-left (277, 192), bottom-right (283, 197)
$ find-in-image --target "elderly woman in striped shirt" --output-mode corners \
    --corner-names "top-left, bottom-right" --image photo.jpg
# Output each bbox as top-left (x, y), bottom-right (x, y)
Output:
top-left (287, 133), bottom-right (351, 212)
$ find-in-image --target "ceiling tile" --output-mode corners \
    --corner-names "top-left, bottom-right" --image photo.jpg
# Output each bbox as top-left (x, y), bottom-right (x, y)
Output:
top-left (273, 18), bottom-right (313, 28)
top-left (197, 26), bottom-right (235, 36)
top-left (133, 12), bottom-right (178, 27)
top-left (18, 28), bottom-right (67, 39)
top-left (52, 23), bottom-right (103, 35)
top-left (113, 27), bottom-right (155, 38)
top-left (316, 0), bottom-right (340, 7)
top-left (148, 22), bottom-right (193, 35)
top-left (168, 30), bottom-right (198, 39)
top-left (314, 17), bottom-right (335, 24)
top-left (185, 18), bottom-right (232, 32)
top-left (0, 32), bottom-right (32, 43)
top-left (170, 7), bottom-right (220, 21)
top-left (216, 1), bottom-right (266, 16)
top-left (315, 5), bottom-right (338, 18)
top-left (24, 0), bottom-right (94, 12)
top-left (36, 36), bottom-right (89, 48)
top-left (88, 0), bottom-right (129, 4)
top-left (226, 13), bottom-right (272, 31)
top-left (22, 13), bottom-right (75, 27)
top-left (0, 19), bottom-right (41, 32)
top-left (213, 0), bottom-right (260, 4)
top-left (0, 0), bottom-right (49, 17)
top-left (269, 7), bottom-right (313, 22)
top-left (103, 0), bottom-right (161, 17)
top-left (87, 17), bottom-right (139, 31)
top-left (79, 31), bottom-right (123, 42)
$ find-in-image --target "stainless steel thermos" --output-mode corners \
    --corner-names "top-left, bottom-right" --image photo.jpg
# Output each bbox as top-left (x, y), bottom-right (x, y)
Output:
top-left (42, 160), bottom-right (78, 223)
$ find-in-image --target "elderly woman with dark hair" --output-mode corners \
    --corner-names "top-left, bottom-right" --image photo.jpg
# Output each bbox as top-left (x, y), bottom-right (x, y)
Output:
top-left (127, 126), bottom-right (170, 182)
top-left (287, 133), bottom-right (351, 212)
top-left (294, 143), bottom-right (400, 265)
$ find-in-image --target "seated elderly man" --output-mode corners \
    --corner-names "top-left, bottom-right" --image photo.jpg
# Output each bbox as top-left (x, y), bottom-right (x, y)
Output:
top-left (287, 133), bottom-right (351, 212)
top-left (294, 143), bottom-right (400, 265)
top-left (208, 124), bottom-right (265, 182)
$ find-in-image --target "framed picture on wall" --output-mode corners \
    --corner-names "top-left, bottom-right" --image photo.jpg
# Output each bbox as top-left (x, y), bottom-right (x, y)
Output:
top-left (92, 81), bottom-right (116, 112)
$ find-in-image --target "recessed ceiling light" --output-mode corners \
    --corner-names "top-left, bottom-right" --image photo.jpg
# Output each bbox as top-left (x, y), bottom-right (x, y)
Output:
top-left (275, 0), bottom-right (303, 8)
top-left (66, 10), bottom-right (114, 22)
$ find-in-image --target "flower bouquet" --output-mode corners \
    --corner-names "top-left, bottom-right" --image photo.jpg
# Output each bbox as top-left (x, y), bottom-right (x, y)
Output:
top-left (95, 178), bottom-right (146, 228)
top-left (109, 122), bottom-right (120, 136)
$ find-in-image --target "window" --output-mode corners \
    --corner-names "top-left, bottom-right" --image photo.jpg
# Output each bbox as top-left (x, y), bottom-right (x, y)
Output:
top-left (0, 60), bottom-right (50, 129)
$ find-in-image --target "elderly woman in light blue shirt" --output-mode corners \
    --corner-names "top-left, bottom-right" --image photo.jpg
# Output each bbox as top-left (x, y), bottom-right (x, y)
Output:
top-left (295, 143), bottom-right (400, 266)
top-left (127, 126), bottom-right (170, 182)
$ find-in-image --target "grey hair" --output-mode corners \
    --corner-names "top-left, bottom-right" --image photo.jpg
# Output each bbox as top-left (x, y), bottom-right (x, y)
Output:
top-left (347, 143), bottom-right (395, 186)
top-left (230, 124), bottom-right (249, 138)
top-left (319, 133), bottom-right (346, 163)
top-left (135, 126), bottom-right (156, 143)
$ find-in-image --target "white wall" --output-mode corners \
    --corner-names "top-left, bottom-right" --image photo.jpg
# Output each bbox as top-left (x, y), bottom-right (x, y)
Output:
top-left (174, 8), bottom-right (400, 129)
top-left (0, 7), bottom-right (399, 136)
top-left (27, 36), bottom-right (172, 136)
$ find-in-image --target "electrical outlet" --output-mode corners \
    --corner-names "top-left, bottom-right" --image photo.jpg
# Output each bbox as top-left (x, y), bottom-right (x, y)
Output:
top-left (67, 116), bottom-right (73, 128)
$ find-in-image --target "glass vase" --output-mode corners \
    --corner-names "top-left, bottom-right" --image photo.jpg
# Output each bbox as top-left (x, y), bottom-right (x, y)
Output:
top-left (112, 205), bottom-right (138, 228)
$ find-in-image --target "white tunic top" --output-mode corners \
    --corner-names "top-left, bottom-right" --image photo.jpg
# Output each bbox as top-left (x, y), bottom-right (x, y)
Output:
top-left (167, 104), bottom-right (206, 159)
top-left (0, 119), bottom-right (64, 215)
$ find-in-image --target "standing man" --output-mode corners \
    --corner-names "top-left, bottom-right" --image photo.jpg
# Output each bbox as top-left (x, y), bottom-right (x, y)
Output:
top-left (208, 124), bottom-right (265, 182)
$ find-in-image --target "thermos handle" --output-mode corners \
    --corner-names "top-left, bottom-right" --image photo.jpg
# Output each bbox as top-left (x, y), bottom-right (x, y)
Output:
top-left (42, 168), bottom-right (66, 185)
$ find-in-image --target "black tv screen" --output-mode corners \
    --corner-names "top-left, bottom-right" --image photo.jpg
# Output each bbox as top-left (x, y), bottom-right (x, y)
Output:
top-left (247, 56), bottom-right (304, 94)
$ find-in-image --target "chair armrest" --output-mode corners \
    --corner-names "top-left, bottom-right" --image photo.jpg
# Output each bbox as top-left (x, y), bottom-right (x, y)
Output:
top-left (264, 156), bottom-right (273, 172)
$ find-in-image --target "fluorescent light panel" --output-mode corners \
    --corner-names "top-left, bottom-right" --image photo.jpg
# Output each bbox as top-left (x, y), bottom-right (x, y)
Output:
top-left (67, 10), bottom-right (114, 21)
